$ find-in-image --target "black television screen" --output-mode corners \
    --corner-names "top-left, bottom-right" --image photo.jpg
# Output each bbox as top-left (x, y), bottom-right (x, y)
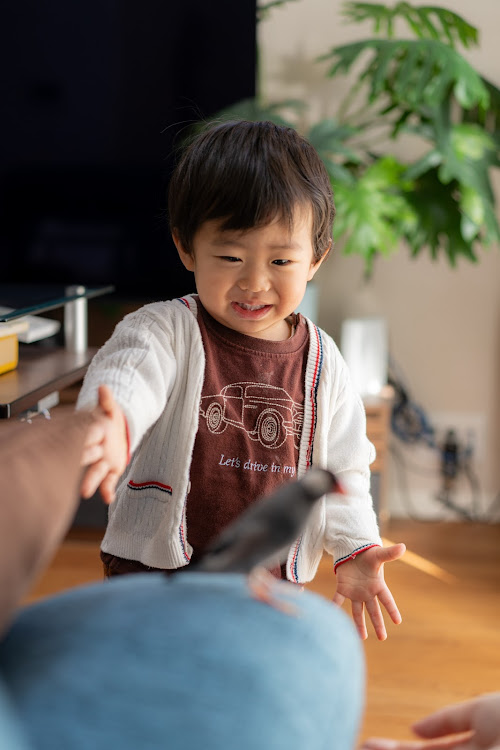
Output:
top-left (0, 0), bottom-right (256, 301)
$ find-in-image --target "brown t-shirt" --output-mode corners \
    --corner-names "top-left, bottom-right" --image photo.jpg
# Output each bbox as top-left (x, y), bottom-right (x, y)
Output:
top-left (186, 300), bottom-right (309, 574)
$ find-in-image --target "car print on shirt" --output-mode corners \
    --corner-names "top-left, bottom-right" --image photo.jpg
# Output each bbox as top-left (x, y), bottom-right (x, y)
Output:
top-left (199, 382), bottom-right (303, 450)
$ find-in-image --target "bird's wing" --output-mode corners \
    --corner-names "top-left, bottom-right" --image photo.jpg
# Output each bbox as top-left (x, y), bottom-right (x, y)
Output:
top-left (195, 515), bottom-right (272, 573)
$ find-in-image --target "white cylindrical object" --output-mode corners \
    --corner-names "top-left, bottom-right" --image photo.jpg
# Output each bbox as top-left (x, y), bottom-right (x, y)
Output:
top-left (296, 282), bottom-right (319, 323)
top-left (64, 285), bottom-right (87, 353)
top-left (340, 317), bottom-right (388, 397)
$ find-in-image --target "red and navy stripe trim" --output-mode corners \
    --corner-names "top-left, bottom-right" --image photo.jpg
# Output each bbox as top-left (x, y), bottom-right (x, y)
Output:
top-left (305, 324), bottom-right (323, 468)
top-left (127, 480), bottom-right (172, 495)
top-left (334, 543), bottom-right (380, 572)
top-left (291, 323), bottom-right (324, 583)
top-left (124, 417), bottom-right (131, 465)
top-left (178, 494), bottom-right (191, 563)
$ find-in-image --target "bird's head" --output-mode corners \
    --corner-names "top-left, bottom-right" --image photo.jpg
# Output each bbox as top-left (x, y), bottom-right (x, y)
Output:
top-left (301, 468), bottom-right (345, 502)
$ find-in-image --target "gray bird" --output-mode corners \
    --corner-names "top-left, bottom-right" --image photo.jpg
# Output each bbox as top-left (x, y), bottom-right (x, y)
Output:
top-left (189, 467), bottom-right (344, 575)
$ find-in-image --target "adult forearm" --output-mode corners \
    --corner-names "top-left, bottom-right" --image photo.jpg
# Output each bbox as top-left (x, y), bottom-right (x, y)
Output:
top-left (0, 410), bottom-right (93, 636)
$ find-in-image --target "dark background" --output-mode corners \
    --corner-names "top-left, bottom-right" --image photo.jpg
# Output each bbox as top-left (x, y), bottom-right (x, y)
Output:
top-left (0, 0), bottom-right (257, 302)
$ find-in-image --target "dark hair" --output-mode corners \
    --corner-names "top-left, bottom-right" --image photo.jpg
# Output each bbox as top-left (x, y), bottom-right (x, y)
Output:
top-left (168, 120), bottom-right (335, 262)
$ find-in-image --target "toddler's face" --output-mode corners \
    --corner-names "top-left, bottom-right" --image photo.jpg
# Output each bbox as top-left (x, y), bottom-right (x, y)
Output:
top-left (174, 207), bottom-right (324, 341)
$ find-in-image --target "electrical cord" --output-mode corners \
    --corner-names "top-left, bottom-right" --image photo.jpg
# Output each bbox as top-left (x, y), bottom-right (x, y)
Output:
top-left (388, 367), bottom-right (436, 448)
top-left (435, 487), bottom-right (475, 521)
top-left (388, 357), bottom-right (488, 522)
top-left (389, 441), bottom-right (437, 478)
top-left (461, 447), bottom-right (482, 521)
top-left (390, 440), bottom-right (476, 521)
top-left (482, 490), bottom-right (500, 524)
top-left (389, 441), bottom-right (435, 521)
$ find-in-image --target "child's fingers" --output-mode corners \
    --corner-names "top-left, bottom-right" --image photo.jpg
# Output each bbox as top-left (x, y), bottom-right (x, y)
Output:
top-left (332, 591), bottom-right (345, 607)
top-left (366, 597), bottom-right (387, 641)
top-left (379, 543), bottom-right (406, 564)
top-left (378, 586), bottom-right (402, 625)
top-left (100, 471), bottom-right (120, 505)
top-left (84, 419), bottom-right (106, 448)
top-left (351, 600), bottom-right (368, 640)
top-left (81, 443), bottom-right (105, 467)
top-left (97, 384), bottom-right (116, 415)
top-left (80, 461), bottom-right (109, 499)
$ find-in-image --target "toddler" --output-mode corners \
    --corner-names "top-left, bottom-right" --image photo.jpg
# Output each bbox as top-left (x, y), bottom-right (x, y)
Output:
top-left (79, 120), bottom-right (405, 640)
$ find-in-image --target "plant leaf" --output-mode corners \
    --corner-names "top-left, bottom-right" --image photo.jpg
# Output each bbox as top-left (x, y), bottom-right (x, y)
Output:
top-left (403, 150), bottom-right (443, 181)
top-left (459, 186), bottom-right (500, 246)
top-left (257, 0), bottom-right (300, 22)
top-left (341, 2), bottom-right (479, 49)
top-left (320, 39), bottom-right (490, 112)
top-left (437, 124), bottom-right (497, 197)
top-left (404, 169), bottom-right (485, 263)
top-left (333, 157), bottom-right (418, 269)
top-left (306, 119), bottom-right (362, 179)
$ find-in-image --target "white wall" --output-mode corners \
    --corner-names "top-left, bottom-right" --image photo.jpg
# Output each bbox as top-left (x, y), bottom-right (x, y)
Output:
top-left (260, 0), bottom-right (500, 520)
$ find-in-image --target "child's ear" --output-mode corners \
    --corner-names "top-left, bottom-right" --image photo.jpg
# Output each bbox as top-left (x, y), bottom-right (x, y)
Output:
top-left (172, 231), bottom-right (195, 272)
top-left (307, 242), bottom-right (330, 281)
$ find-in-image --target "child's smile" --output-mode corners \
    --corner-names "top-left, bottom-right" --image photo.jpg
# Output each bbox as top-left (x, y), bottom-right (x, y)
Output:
top-left (174, 207), bottom-right (325, 341)
top-left (231, 302), bottom-right (273, 320)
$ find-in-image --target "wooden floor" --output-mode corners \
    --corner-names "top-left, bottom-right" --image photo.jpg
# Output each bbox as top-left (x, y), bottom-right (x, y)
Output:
top-left (26, 519), bottom-right (500, 743)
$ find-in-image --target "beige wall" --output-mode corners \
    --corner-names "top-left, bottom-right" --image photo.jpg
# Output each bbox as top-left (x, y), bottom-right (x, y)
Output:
top-left (260, 1), bottom-right (500, 518)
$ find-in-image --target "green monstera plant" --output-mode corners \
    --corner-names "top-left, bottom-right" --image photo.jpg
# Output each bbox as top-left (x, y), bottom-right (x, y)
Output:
top-left (210, 1), bottom-right (500, 272)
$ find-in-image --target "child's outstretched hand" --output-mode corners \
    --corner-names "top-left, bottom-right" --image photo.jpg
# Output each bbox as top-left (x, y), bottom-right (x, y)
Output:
top-left (80, 385), bottom-right (128, 504)
top-left (333, 542), bottom-right (406, 640)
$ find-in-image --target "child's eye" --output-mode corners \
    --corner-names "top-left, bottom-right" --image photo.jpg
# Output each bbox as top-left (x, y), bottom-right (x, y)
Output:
top-left (272, 259), bottom-right (291, 266)
top-left (220, 256), bottom-right (241, 263)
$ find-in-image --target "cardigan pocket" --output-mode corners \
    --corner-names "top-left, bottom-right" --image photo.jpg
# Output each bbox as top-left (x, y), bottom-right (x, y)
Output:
top-left (111, 480), bottom-right (175, 538)
top-left (108, 482), bottom-right (176, 541)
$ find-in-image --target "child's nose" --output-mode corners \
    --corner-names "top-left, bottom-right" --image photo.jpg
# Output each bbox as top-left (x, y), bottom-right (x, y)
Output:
top-left (238, 265), bottom-right (270, 293)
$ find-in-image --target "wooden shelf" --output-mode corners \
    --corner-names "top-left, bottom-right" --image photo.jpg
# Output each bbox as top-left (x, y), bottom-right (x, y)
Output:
top-left (0, 345), bottom-right (98, 418)
top-left (365, 399), bottom-right (391, 474)
top-left (365, 396), bottom-right (392, 528)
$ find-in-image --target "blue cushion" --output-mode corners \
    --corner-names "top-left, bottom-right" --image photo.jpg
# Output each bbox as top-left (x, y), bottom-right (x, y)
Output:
top-left (0, 573), bottom-right (364, 750)
top-left (0, 678), bottom-right (31, 750)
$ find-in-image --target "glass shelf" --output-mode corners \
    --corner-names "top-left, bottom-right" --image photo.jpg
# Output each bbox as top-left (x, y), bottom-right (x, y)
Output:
top-left (0, 284), bottom-right (115, 322)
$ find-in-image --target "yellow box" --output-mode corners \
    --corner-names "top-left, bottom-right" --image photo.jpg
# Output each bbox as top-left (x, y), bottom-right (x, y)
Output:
top-left (0, 333), bottom-right (19, 375)
top-left (0, 319), bottom-right (29, 375)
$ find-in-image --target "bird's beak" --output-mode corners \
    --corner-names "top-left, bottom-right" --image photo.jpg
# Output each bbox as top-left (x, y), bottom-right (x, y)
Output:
top-left (333, 479), bottom-right (346, 495)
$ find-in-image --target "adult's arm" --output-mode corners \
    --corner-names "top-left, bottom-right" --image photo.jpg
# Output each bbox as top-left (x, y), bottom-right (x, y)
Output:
top-left (0, 409), bottom-right (94, 636)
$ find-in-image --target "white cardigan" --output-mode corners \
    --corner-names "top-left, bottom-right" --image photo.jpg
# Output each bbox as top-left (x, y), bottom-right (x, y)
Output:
top-left (77, 295), bottom-right (381, 583)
